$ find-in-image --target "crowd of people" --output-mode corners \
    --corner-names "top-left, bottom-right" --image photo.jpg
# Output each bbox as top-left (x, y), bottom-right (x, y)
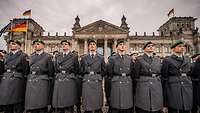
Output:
top-left (0, 38), bottom-right (199, 113)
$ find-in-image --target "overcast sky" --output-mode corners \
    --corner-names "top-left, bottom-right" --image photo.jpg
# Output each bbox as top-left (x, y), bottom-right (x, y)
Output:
top-left (0, 0), bottom-right (200, 50)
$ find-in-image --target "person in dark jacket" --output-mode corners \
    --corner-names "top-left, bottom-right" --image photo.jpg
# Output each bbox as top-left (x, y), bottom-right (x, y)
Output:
top-left (80, 39), bottom-right (106, 113)
top-left (25, 39), bottom-right (54, 113)
top-left (52, 40), bottom-right (79, 113)
top-left (0, 49), bottom-right (6, 112)
top-left (107, 39), bottom-right (134, 113)
top-left (134, 41), bottom-right (163, 113)
top-left (0, 50), bottom-right (6, 75)
top-left (191, 53), bottom-right (200, 113)
top-left (161, 40), bottom-right (193, 113)
top-left (0, 40), bottom-right (29, 113)
top-left (104, 52), bottom-right (116, 113)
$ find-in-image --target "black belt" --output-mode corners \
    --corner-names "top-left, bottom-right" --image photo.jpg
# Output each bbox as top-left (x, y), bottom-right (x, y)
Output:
top-left (30, 71), bottom-right (45, 75)
top-left (114, 73), bottom-right (130, 77)
top-left (85, 72), bottom-right (101, 75)
top-left (6, 69), bottom-right (17, 73)
top-left (59, 70), bottom-right (73, 74)
top-left (140, 74), bottom-right (158, 77)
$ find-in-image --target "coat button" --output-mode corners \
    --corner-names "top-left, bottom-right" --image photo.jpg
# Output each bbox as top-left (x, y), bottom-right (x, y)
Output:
top-left (181, 82), bottom-right (184, 84)
top-left (150, 82), bottom-right (153, 84)
top-left (87, 80), bottom-right (90, 82)
top-left (120, 81), bottom-right (122, 84)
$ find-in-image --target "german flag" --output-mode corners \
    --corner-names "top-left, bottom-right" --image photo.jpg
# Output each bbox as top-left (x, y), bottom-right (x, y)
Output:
top-left (9, 22), bottom-right (27, 32)
top-left (23, 10), bottom-right (31, 16)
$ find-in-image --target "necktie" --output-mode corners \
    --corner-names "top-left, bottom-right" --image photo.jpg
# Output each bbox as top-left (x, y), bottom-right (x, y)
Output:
top-left (91, 54), bottom-right (94, 59)
top-left (121, 55), bottom-right (124, 60)
top-left (10, 52), bottom-right (13, 56)
top-left (149, 56), bottom-right (153, 64)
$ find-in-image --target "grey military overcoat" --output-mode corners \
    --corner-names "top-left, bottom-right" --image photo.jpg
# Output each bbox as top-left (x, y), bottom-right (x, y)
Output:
top-left (52, 52), bottom-right (79, 108)
top-left (134, 54), bottom-right (163, 111)
top-left (161, 55), bottom-right (193, 110)
top-left (107, 53), bottom-right (134, 109)
top-left (25, 52), bottom-right (54, 110)
top-left (0, 50), bottom-right (29, 105)
top-left (80, 53), bottom-right (106, 111)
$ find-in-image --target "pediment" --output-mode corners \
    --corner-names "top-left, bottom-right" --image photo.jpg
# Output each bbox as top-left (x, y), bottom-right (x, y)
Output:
top-left (74, 20), bottom-right (129, 34)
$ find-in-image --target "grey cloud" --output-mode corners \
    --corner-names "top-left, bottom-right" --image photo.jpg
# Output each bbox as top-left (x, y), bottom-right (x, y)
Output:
top-left (0, 0), bottom-right (200, 36)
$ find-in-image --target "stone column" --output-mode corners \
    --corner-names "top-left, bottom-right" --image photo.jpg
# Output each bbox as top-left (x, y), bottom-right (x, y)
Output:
top-left (126, 38), bottom-right (130, 53)
top-left (84, 39), bottom-right (88, 54)
top-left (72, 39), bottom-right (78, 52)
top-left (161, 44), bottom-right (165, 57)
top-left (27, 39), bottom-right (32, 55)
top-left (104, 39), bottom-right (108, 62)
top-left (113, 39), bottom-right (117, 52)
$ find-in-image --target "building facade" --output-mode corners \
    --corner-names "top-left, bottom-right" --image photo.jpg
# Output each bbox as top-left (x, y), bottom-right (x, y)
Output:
top-left (3, 16), bottom-right (200, 61)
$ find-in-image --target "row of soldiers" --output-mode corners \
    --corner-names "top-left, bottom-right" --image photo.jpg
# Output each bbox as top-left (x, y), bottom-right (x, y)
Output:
top-left (0, 38), bottom-right (200, 113)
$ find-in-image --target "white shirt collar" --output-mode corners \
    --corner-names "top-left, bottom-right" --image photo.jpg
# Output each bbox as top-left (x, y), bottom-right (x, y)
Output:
top-left (89, 52), bottom-right (97, 56)
top-left (173, 53), bottom-right (183, 58)
top-left (36, 50), bottom-right (44, 55)
top-left (10, 49), bottom-right (19, 54)
top-left (118, 52), bottom-right (125, 56)
top-left (63, 51), bottom-right (70, 56)
top-left (144, 52), bottom-right (153, 57)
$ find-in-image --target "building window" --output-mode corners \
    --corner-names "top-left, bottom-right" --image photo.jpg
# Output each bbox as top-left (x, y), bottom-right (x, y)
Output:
top-left (164, 46), bottom-right (169, 53)
top-left (155, 47), bottom-right (160, 53)
top-left (139, 47), bottom-right (143, 53)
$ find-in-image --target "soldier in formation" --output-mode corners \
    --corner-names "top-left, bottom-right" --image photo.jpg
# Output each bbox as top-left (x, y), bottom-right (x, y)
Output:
top-left (79, 39), bottom-right (106, 113)
top-left (134, 41), bottom-right (163, 113)
top-left (52, 40), bottom-right (79, 113)
top-left (107, 39), bottom-right (134, 113)
top-left (191, 53), bottom-right (200, 113)
top-left (161, 40), bottom-right (193, 113)
top-left (25, 39), bottom-right (54, 113)
top-left (0, 40), bottom-right (29, 113)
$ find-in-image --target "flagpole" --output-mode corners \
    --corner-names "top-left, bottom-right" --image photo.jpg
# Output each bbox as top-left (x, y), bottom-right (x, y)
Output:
top-left (25, 19), bottom-right (28, 53)
top-left (9, 19), bottom-right (13, 40)
top-left (8, 19), bottom-right (13, 52)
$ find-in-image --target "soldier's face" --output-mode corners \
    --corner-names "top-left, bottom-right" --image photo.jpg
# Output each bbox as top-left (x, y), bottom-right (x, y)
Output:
top-left (144, 44), bottom-right (155, 53)
top-left (89, 42), bottom-right (97, 52)
top-left (173, 44), bottom-right (185, 54)
top-left (33, 42), bottom-right (45, 51)
top-left (9, 42), bottom-right (20, 51)
top-left (62, 42), bottom-right (71, 51)
top-left (117, 43), bottom-right (126, 52)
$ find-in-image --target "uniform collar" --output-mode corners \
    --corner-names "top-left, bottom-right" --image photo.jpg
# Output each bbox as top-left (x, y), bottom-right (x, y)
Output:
top-left (89, 52), bottom-right (97, 56)
top-left (173, 53), bottom-right (183, 58)
top-left (144, 52), bottom-right (153, 58)
top-left (10, 49), bottom-right (19, 54)
top-left (63, 50), bottom-right (70, 56)
top-left (35, 50), bottom-right (44, 55)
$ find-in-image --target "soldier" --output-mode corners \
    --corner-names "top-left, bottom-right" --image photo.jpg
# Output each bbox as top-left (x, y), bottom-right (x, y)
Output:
top-left (161, 40), bottom-right (193, 113)
top-left (25, 39), bottom-right (54, 113)
top-left (107, 39), bottom-right (134, 113)
top-left (0, 49), bottom-right (6, 112)
top-left (191, 53), bottom-right (200, 113)
top-left (0, 40), bottom-right (29, 113)
top-left (130, 50), bottom-right (139, 62)
top-left (0, 50), bottom-right (6, 75)
top-left (105, 52), bottom-right (116, 113)
top-left (134, 41), bottom-right (163, 113)
top-left (52, 40), bottom-right (79, 113)
top-left (80, 39), bottom-right (106, 113)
